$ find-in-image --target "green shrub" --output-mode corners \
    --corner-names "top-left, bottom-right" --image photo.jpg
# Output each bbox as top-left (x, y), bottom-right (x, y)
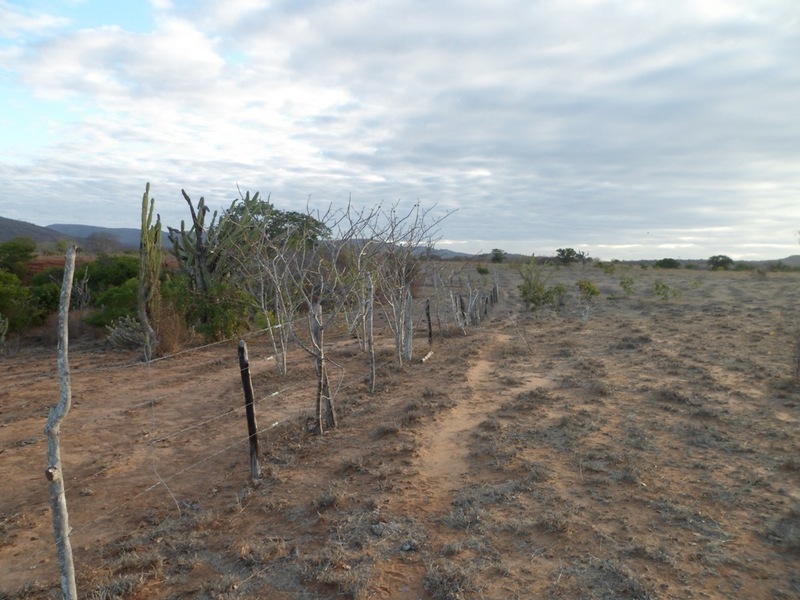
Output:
top-left (86, 278), bottom-right (138, 327)
top-left (595, 261), bottom-right (615, 275)
top-left (31, 266), bottom-right (64, 287)
top-left (0, 271), bottom-right (37, 330)
top-left (164, 274), bottom-right (250, 340)
top-left (31, 282), bottom-right (62, 314)
top-left (576, 279), bottom-right (600, 302)
top-left (653, 279), bottom-right (679, 301)
top-left (518, 261), bottom-right (565, 311)
top-left (85, 255), bottom-right (139, 293)
top-left (619, 276), bottom-right (634, 297)
top-left (476, 264), bottom-right (490, 275)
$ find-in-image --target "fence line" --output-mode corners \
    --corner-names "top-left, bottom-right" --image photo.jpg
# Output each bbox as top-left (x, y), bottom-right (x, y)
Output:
top-left (11, 348), bottom-right (407, 576)
top-left (3, 286), bottom-right (490, 530)
top-left (8, 276), bottom-right (501, 585)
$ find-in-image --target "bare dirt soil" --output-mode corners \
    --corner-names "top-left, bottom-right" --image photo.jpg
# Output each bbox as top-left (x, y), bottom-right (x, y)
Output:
top-left (1, 263), bottom-right (799, 599)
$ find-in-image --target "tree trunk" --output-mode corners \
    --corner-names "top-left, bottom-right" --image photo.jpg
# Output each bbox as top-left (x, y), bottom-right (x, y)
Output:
top-left (44, 245), bottom-right (78, 600)
top-left (403, 286), bottom-right (413, 361)
top-left (311, 304), bottom-right (336, 433)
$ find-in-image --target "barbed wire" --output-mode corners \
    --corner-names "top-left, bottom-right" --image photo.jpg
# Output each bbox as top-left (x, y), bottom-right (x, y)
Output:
top-left (5, 283), bottom-right (500, 585)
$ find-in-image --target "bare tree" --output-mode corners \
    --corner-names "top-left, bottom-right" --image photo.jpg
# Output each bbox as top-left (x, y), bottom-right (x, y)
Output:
top-left (370, 203), bottom-right (452, 368)
top-left (269, 202), bottom-right (381, 433)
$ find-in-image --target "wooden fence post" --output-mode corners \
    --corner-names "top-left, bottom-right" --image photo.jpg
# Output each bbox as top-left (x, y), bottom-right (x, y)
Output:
top-left (367, 275), bottom-right (376, 394)
top-left (238, 341), bottom-right (261, 481)
top-left (425, 299), bottom-right (433, 347)
top-left (44, 245), bottom-right (78, 600)
top-left (794, 334), bottom-right (800, 380)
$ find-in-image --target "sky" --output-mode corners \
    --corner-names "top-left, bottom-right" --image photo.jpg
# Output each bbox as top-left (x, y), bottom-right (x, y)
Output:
top-left (0, 0), bottom-right (798, 260)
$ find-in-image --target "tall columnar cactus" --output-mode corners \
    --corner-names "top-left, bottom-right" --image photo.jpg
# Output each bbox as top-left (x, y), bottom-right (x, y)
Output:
top-left (139, 182), bottom-right (162, 359)
top-left (168, 190), bottom-right (214, 299)
top-left (167, 190), bottom-right (258, 330)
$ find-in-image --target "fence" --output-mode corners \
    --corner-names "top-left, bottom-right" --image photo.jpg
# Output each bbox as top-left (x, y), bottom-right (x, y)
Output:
top-left (1, 268), bottom-right (500, 596)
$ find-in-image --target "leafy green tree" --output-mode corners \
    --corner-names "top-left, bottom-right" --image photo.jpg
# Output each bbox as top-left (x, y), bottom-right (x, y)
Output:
top-left (0, 237), bottom-right (37, 279)
top-left (224, 194), bottom-right (330, 248)
top-left (556, 247), bottom-right (579, 265)
top-left (707, 255), bottom-right (734, 270)
top-left (653, 258), bottom-right (681, 269)
top-left (490, 248), bottom-right (507, 263)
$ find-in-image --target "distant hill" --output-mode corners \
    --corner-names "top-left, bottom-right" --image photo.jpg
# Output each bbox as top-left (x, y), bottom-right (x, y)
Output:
top-left (47, 224), bottom-right (145, 249)
top-left (780, 255), bottom-right (800, 267)
top-left (0, 216), bottom-right (77, 244)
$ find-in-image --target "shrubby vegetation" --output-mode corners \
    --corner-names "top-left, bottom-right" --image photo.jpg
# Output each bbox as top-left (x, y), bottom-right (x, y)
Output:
top-left (518, 259), bottom-right (567, 310)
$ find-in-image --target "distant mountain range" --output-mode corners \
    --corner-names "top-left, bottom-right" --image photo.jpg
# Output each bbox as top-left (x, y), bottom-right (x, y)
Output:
top-left (0, 217), bottom-right (165, 249)
top-left (0, 217), bottom-right (472, 258)
top-left (2, 216), bottom-right (796, 264)
top-left (46, 223), bottom-right (149, 248)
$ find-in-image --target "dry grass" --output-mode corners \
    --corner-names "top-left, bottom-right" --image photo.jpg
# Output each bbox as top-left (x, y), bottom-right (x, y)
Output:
top-left (2, 264), bottom-right (800, 598)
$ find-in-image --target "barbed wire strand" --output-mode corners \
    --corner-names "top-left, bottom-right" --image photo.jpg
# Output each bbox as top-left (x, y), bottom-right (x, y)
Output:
top-left (8, 289), bottom-right (497, 580)
top-left (0, 295), bottom-right (470, 532)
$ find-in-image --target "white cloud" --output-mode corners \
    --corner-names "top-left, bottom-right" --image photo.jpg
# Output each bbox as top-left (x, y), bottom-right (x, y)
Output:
top-left (0, 0), bottom-right (798, 259)
top-left (0, 1), bottom-right (69, 39)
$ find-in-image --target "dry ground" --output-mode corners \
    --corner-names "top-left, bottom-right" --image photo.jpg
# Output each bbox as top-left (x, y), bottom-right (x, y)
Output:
top-left (1, 262), bottom-right (799, 599)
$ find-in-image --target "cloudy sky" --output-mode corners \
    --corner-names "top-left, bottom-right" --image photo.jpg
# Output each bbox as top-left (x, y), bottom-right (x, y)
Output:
top-left (1, 0), bottom-right (798, 260)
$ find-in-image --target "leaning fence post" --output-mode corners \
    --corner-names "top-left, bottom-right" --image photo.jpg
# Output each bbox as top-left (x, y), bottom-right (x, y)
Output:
top-left (425, 299), bottom-right (433, 347)
top-left (238, 341), bottom-right (261, 481)
top-left (44, 245), bottom-right (78, 600)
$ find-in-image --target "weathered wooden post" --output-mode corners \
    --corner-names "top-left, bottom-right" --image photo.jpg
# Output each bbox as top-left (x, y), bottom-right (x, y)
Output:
top-left (794, 334), bottom-right (800, 380)
top-left (425, 299), bottom-right (433, 347)
top-left (238, 340), bottom-right (261, 480)
top-left (367, 275), bottom-right (376, 394)
top-left (44, 245), bottom-right (78, 600)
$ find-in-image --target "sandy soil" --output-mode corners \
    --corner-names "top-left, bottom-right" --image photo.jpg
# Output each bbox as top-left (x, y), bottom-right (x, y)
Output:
top-left (1, 263), bottom-right (799, 599)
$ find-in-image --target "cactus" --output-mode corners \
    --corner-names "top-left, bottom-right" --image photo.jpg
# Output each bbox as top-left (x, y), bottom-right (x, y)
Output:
top-left (166, 189), bottom-right (259, 334)
top-left (107, 315), bottom-right (147, 350)
top-left (0, 312), bottom-right (8, 344)
top-left (139, 183), bottom-right (162, 358)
